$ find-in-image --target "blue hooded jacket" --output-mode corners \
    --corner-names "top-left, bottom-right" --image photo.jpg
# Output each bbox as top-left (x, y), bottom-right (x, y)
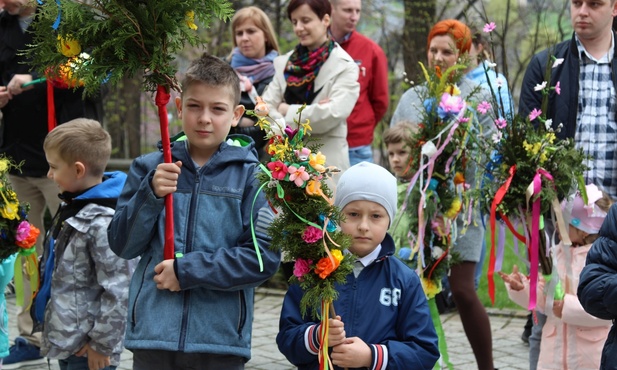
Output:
top-left (108, 136), bottom-right (280, 360)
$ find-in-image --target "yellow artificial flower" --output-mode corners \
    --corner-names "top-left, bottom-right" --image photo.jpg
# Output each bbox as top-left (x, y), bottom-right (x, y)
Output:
top-left (331, 249), bottom-right (344, 262)
top-left (309, 152), bottom-right (326, 173)
top-left (306, 180), bottom-right (324, 197)
top-left (57, 35), bottom-right (81, 58)
top-left (445, 84), bottom-right (461, 96)
top-left (185, 11), bottom-right (198, 30)
top-left (0, 202), bottom-right (19, 220)
top-left (269, 138), bottom-right (289, 159)
top-left (300, 119), bottom-right (312, 133)
top-left (0, 159), bottom-right (9, 173)
top-left (545, 132), bottom-right (556, 144)
top-left (255, 117), bottom-right (270, 131)
top-left (523, 140), bottom-right (541, 156)
top-left (539, 152), bottom-right (548, 164)
top-left (421, 278), bottom-right (442, 299)
top-left (444, 197), bottom-right (462, 219)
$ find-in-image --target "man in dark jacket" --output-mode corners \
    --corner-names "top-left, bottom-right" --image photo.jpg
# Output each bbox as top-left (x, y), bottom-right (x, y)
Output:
top-left (519, 0), bottom-right (617, 367)
top-left (0, 0), bottom-right (102, 367)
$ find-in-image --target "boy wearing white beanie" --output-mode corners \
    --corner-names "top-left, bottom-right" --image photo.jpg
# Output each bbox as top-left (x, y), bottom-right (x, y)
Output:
top-left (277, 162), bottom-right (439, 370)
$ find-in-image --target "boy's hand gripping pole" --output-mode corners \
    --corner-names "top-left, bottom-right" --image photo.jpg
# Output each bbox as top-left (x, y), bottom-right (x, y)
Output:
top-left (156, 85), bottom-right (175, 260)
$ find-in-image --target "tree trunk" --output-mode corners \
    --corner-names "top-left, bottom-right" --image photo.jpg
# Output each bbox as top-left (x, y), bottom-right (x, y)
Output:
top-left (402, 0), bottom-right (436, 82)
top-left (103, 73), bottom-right (142, 158)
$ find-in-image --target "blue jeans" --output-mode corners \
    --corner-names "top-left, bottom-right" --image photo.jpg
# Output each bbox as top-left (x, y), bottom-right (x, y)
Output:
top-left (348, 145), bottom-right (373, 166)
top-left (59, 355), bottom-right (116, 370)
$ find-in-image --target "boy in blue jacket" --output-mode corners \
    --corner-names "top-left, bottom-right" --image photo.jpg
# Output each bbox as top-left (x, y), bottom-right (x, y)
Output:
top-left (37, 118), bottom-right (134, 370)
top-left (277, 162), bottom-right (439, 370)
top-left (108, 53), bottom-right (280, 370)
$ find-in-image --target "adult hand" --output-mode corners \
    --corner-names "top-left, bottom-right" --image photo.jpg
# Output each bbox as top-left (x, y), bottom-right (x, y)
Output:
top-left (278, 102), bottom-right (289, 116)
top-left (328, 315), bottom-right (346, 347)
top-left (331, 337), bottom-right (372, 368)
top-left (7, 74), bottom-right (33, 96)
top-left (153, 259), bottom-right (181, 291)
top-left (152, 161), bottom-right (182, 198)
top-left (75, 343), bottom-right (111, 370)
top-left (498, 264), bottom-right (525, 291)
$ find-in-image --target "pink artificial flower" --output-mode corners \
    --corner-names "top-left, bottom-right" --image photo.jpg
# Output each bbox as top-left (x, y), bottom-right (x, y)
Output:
top-left (483, 22), bottom-right (496, 33)
top-left (15, 221), bottom-right (30, 242)
top-left (294, 147), bottom-right (311, 161)
top-left (458, 117), bottom-right (470, 123)
top-left (267, 160), bottom-right (288, 180)
top-left (529, 108), bottom-right (542, 121)
top-left (477, 101), bottom-right (492, 115)
top-left (288, 165), bottom-right (310, 187)
top-left (554, 81), bottom-right (561, 95)
top-left (293, 258), bottom-right (313, 281)
top-left (302, 226), bottom-right (323, 244)
top-left (495, 118), bottom-right (507, 129)
top-left (439, 93), bottom-right (465, 116)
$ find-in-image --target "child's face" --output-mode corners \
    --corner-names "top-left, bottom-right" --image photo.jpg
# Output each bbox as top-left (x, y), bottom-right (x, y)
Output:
top-left (340, 200), bottom-right (389, 258)
top-left (387, 141), bottom-right (412, 179)
top-left (46, 149), bottom-right (80, 193)
top-left (176, 82), bottom-right (244, 165)
top-left (568, 225), bottom-right (589, 247)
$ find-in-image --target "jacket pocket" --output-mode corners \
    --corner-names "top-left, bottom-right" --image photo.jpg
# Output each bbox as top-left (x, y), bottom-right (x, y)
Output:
top-left (130, 256), bottom-right (151, 330)
top-left (237, 290), bottom-right (247, 338)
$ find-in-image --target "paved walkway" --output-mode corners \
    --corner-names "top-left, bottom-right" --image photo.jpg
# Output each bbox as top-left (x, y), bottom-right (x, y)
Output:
top-left (6, 287), bottom-right (530, 369)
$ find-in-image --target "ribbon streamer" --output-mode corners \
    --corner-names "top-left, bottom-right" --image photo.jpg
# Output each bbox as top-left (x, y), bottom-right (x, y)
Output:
top-left (428, 297), bottom-right (453, 370)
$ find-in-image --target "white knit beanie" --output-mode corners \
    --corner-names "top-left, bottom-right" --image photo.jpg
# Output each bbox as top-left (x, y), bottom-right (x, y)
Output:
top-left (334, 162), bottom-right (397, 226)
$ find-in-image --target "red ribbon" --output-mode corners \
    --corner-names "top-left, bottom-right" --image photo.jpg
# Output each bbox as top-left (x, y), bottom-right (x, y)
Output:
top-left (488, 165), bottom-right (516, 305)
top-left (47, 79), bottom-right (56, 132)
top-left (155, 85), bottom-right (174, 260)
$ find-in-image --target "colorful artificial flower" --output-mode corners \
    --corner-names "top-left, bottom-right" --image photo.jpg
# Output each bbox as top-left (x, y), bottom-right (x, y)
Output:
top-left (437, 93), bottom-right (465, 118)
top-left (453, 172), bottom-right (465, 185)
top-left (185, 10), bottom-right (198, 30)
top-left (0, 159), bottom-right (9, 173)
top-left (0, 202), bottom-right (19, 220)
top-left (443, 197), bottom-right (462, 219)
top-left (421, 277), bottom-right (442, 299)
top-left (534, 81), bottom-right (547, 91)
top-left (495, 118), bottom-right (507, 129)
top-left (554, 81), bottom-right (561, 95)
top-left (483, 22), bottom-right (496, 33)
top-left (288, 165), bottom-right (310, 187)
top-left (477, 101), bottom-right (491, 115)
top-left (267, 161), bottom-right (288, 180)
top-left (57, 35), bottom-right (81, 58)
top-left (285, 126), bottom-right (299, 140)
top-left (302, 226), bottom-right (323, 244)
top-left (529, 108), bottom-right (542, 121)
top-left (15, 224), bottom-right (39, 249)
top-left (15, 221), bottom-right (30, 242)
top-left (308, 152), bottom-right (326, 173)
top-left (552, 58), bottom-right (564, 68)
top-left (306, 180), bottom-right (325, 198)
top-left (293, 258), bottom-right (313, 281)
top-left (315, 249), bottom-right (344, 279)
top-left (295, 148), bottom-right (311, 161)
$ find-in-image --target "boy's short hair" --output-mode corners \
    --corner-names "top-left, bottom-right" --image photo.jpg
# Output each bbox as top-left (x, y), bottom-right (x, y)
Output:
top-left (334, 162), bottom-right (397, 226)
top-left (383, 121), bottom-right (418, 146)
top-left (181, 53), bottom-right (241, 105)
top-left (44, 118), bottom-right (111, 177)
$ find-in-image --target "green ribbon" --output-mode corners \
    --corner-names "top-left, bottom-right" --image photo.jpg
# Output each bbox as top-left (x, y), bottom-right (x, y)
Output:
top-left (13, 246), bottom-right (37, 307)
top-left (428, 297), bottom-right (453, 370)
top-left (250, 163), bottom-right (328, 272)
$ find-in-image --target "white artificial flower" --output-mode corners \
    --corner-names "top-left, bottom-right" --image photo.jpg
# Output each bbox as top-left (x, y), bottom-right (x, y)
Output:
top-left (486, 61), bottom-right (497, 68)
top-left (492, 131), bottom-right (503, 143)
top-left (432, 247), bottom-right (444, 259)
top-left (552, 58), bottom-right (564, 68)
top-left (496, 78), bottom-right (504, 88)
top-left (544, 119), bottom-right (552, 130)
top-left (534, 81), bottom-right (547, 91)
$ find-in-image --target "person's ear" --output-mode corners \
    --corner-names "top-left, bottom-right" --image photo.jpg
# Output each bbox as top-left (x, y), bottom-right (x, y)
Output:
top-left (231, 105), bottom-right (245, 128)
top-left (323, 14), bottom-right (330, 27)
top-left (175, 96), bottom-right (183, 119)
top-left (74, 161), bottom-right (86, 179)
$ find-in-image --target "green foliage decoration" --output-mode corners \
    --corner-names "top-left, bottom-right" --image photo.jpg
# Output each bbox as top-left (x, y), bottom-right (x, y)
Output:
top-left (27, 0), bottom-right (234, 95)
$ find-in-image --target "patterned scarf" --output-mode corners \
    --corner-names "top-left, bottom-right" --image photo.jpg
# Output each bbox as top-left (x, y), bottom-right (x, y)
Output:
top-left (284, 39), bottom-right (335, 105)
top-left (230, 48), bottom-right (278, 84)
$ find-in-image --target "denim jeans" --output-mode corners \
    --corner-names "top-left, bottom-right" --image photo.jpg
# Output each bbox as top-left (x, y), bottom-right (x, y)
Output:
top-left (58, 355), bottom-right (116, 370)
top-left (348, 145), bottom-right (373, 166)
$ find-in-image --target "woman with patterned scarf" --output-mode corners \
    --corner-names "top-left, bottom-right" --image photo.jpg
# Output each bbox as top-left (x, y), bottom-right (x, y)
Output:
top-left (261, 0), bottom-right (359, 175)
top-left (228, 6), bottom-right (280, 160)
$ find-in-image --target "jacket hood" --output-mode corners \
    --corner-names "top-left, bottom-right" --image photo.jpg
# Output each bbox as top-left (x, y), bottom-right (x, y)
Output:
top-left (75, 171), bottom-right (127, 201)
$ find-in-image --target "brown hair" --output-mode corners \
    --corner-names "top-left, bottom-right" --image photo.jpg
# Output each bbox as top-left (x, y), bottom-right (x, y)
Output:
top-left (383, 121), bottom-right (418, 146)
top-left (231, 7), bottom-right (280, 54)
top-left (182, 53), bottom-right (241, 105)
top-left (43, 118), bottom-right (111, 177)
top-left (287, 0), bottom-right (331, 20)
top-left (427, 19), bottom-right (472, 54)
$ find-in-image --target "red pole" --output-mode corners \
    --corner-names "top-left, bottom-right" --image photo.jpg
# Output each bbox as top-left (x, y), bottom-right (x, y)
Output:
top-left (155, 85), bottom-right (175, 260)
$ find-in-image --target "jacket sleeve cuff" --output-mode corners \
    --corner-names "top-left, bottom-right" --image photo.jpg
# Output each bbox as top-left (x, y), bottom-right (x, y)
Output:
top-left (369, 344), bottom-right (388, 370)
top-left (304, 324), bottom-right (321, 355)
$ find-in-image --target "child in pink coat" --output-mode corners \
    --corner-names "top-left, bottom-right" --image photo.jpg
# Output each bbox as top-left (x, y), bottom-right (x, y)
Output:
top-left (499, 184), bottom-right (613, 370)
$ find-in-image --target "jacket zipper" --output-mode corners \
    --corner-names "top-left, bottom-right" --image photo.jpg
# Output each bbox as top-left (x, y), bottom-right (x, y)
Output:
top-left (237, 291), bottom-right (246, 338)
top-left (178, 170), bottom-right (201, 351)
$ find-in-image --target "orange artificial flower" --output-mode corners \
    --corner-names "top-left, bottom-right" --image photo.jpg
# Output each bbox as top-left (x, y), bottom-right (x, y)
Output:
top-left (453, 172), bottom-right (465, 185)
top-left (314, 250), bottom-right (343, 279)
top-left (16, 225), bottom-right (40, 249)
top-left (305, 180), bottom-right (324, 197)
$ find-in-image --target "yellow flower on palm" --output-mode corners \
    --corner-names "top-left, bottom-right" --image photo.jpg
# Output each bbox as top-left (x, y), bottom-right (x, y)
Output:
top-left (185, 11), bottom-right (198, 30)
top-left (57, 35), bottom-right (81, 57)
top-left (269, 139), bottom-right (289, 159)
top-left (331, 249), bottom-right (343, 262)
top-left (300, 119), bottom-right (312, 133)
top-left (255, 117), bottom-right (270, 131)
top-left (0, 202), bottom-right (19, 220)
top-left (444, 197), bottom-right (462, 219)
top-left (421, 278), bottom-right (442, 299)
top-left (309, 152), bottom-right (326, 173)
top-left (445, 84), bottom-right (461, 96)
top-left (545, 133), bottom-right (556, 144)
top-left (539, 152), bottom-right (548, 164)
